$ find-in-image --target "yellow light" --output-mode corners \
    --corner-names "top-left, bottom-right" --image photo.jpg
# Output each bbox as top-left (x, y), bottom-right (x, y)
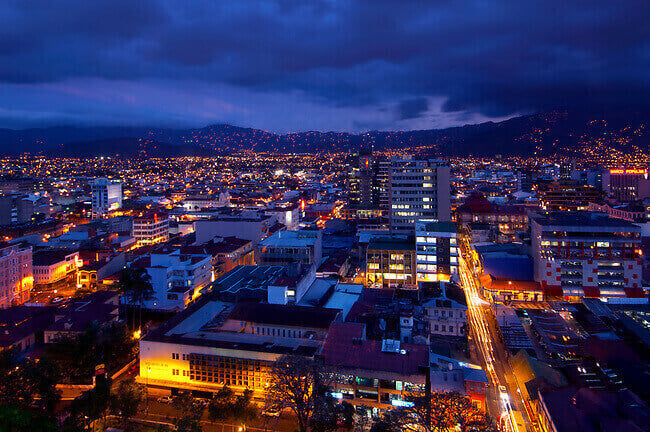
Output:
top-left (133, 329), bottom-right (141, 339)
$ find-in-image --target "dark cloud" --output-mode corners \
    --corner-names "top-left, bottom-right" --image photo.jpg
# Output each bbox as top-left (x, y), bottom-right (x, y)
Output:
top-left (397, 98), bottom-right (429, 120)
top-left (0, 0), bottom-right (648, 130)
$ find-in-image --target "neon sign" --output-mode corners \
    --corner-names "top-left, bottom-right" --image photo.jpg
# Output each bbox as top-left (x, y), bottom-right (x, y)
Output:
top-left (609, 169), bottom-right (647, 175)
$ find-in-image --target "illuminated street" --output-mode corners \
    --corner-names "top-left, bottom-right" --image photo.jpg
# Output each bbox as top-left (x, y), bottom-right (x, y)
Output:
top-left (458, 239), bottom-right (533, 432)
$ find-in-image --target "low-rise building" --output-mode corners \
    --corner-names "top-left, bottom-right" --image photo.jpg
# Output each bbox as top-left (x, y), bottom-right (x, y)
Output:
top-left (33, 249), bottom-right (81, 285)
top-left (366, 237), bottom-right (416, 289)
top-left (258, 229), bottom-right (322, 268)
top-left (44, 291), bottom-right (120, 343)
top-left (320, 322), bottom-right (430, 413)
top-left (139, 300), bottom-right (337, 396)
top-left (421, 282), bottom-right (467, 337)
top-left (130, 250), bottom-right (212, 311)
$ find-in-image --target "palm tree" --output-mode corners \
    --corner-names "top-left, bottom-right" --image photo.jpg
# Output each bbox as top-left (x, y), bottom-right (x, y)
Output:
top-left (118, 268), bottom-right (154, 334)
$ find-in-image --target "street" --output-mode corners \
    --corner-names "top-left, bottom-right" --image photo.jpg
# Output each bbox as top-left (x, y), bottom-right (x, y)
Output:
top-left (458, 239), bottom-right (535, 432)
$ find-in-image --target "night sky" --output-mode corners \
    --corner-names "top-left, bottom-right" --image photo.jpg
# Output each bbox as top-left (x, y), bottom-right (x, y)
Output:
top-left (1, 0), bottom-right (649, 132)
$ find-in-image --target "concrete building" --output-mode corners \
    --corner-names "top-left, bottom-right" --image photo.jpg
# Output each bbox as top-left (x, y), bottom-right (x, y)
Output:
top-left (0, 243), bottom-right (33, 308)
top-left (389, 156), bottom-right (451, 234)
top-left (90, 178), bottom-right (122, 218)
top-left (133, 212), bottom-right (170, 246)
top-left (257, 229), bottom-right (322, 268)
top-left (366, 236), bottom-right (417, 289)
top-left (531, 212), bottom-right (644, 301)
top-left (138, 300), bottom-right (337, 396)
top-left (415, 220), bottom-right (458, 282)
top-left (538, 180), bottom-right (602, 212)
top-left (130, 250), bottom-right (212, 311)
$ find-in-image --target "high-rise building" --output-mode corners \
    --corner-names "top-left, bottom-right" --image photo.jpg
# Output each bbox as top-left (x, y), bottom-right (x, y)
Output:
top-left (90, 178), bottom-right (122, 218)
top-left (389, 156), bottom-right (451, 234)
top-left (0, 243), bottom-right (33, 308)
top-left (531, 212), bottom-right (643, 301)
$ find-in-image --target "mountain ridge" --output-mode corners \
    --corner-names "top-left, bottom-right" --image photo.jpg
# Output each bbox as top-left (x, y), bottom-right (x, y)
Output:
top-left (0, 110), bottom-right (648, 157)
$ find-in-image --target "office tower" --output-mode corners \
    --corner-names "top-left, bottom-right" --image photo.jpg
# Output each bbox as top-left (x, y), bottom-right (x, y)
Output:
top-left (605, 168), bottom-right (650, 202)
top-left (90, 178), bottom-right (122, 218)
top-left (389, 156), bottom-right (451, 234)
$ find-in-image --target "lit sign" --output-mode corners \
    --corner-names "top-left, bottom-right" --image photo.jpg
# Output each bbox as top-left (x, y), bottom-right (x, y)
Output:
top-left (330, 392), bottom-right (343, 399)
top-left (609, 169), bottom-right (647, 175)
top-left (391, 400), bottom-right (414, 407)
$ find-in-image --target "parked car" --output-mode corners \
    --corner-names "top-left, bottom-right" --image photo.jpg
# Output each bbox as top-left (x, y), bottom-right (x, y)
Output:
top-left (261, 406), bottom-right (281, 417)
top-left (157, 396), bottom-right (173, 404)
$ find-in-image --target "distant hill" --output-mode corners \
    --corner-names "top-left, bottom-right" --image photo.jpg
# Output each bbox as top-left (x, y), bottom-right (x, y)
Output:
top-left (46, 137), bottom-right (205, 158)
top-left (1, 110), bottom-right (648, 157)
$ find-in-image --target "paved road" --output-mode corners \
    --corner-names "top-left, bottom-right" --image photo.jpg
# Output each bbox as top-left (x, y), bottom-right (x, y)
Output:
top-left (458, 238), bottom-right (535, 432)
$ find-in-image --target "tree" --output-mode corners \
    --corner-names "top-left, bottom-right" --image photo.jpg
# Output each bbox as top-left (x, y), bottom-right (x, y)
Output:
top-left (119, 267), bottom-right (154, 333)
top-left (111, 378), bottom-right (145, 427)
top-left (207, 386), bottom-right (235, 422)
top-left (207, 386), bottom-right (257, 426)
top-left (266, 354), bottom-right (332, 432)
top-left (172, 392), bottom-right (205, 432)
top-left (0, 405), bottom-right (59, 432)
top-left (0, 348), bottom-right (61, 413)
top-left (384, 392), bottom-right (495, 432)
top-left (232, 389), bottom-right (258, 425)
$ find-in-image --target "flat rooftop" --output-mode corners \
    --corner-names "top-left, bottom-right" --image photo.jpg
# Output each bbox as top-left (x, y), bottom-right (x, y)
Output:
top-left (532, 212), bottom-right (641, 230)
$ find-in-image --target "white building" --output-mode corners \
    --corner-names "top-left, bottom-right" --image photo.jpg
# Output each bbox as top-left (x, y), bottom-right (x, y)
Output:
top-left (415, 220), bottom-right (458, 282)
top-left (389, 156), bottom-right (451, 234)
top-left (422, 283), bottom-right (468, 337)
top-left (91, 178), bottom-right (122, 218)
top-left (133, 212), bottom-right (170, 246)
top-left (131, 251), bottom-right (212, 311)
